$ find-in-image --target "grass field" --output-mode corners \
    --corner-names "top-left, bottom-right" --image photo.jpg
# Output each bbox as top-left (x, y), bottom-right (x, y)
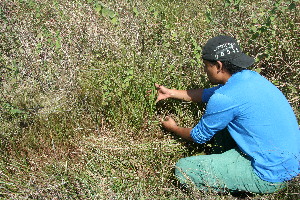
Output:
top-left (0, 0), bottom-right (299, 199)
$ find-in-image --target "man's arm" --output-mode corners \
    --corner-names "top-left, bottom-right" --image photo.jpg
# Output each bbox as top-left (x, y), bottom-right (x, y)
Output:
top-left (155, 83), bottom-right (203, 103)
top-left (161, 116), bottom-right (193, 141)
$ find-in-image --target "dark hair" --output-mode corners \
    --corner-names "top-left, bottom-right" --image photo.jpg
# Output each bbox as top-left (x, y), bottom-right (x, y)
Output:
top-left (205, 60), bottom-right (244, 75)
top-left (222, 60), bottom-right (244, 75)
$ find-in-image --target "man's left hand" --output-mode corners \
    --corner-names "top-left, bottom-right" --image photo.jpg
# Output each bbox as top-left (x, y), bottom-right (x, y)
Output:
top-left (161, 116), bottom-right (178, 132)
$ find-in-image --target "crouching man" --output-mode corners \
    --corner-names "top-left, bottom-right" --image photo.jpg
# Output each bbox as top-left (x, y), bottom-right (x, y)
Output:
top-left (155, 35), bottom-right (300, 194)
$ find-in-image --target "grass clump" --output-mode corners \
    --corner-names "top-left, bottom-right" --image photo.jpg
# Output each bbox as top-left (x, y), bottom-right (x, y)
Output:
top-left (0, 0), bottom-right (299, 199)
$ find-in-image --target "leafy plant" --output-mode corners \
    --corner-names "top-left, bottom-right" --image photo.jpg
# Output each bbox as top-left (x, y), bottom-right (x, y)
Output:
top-left (94, 2), bottom-right (119, 25)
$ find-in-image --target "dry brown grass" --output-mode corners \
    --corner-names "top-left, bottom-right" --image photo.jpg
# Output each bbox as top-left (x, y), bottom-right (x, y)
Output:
top-left (0, 0), bottom-right (299, 199)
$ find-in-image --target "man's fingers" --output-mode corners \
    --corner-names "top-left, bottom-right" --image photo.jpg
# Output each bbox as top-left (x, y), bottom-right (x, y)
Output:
top-left (160, 116), bottom-right (169, 122)
top-left (161, 116), bottom-right (170, 122)
top-left (155, 83), bottom-right (163, 89)
top-left (154, 83), bottom-right (160, 89)
top-left (154, 83), bottom-right (167, 103)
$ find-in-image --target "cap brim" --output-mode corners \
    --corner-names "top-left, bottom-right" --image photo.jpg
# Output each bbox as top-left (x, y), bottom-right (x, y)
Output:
top-left (230, 54), bottom-right (255, 68)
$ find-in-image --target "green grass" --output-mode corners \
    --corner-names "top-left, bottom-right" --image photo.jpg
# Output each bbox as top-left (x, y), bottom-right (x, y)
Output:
top-left (0, 0), bottom-right (299, 199)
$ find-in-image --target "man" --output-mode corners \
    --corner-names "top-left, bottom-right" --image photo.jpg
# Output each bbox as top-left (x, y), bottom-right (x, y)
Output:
top-left (155, 35), bottom-right (300, 194)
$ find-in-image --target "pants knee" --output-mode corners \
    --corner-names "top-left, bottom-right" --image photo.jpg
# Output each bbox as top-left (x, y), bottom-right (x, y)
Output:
top-left (175, 158), bottom-right (188, 171)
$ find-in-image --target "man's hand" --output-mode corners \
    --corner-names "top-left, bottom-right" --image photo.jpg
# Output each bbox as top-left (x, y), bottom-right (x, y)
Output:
top-left (155, 83), bottom-right (172, 103)
top-left (161, 116), bottom-right (178, 132)
top-left (155, 83), bottom-right (204, 103)
top-left (161, 116), bottom-right (193, 141)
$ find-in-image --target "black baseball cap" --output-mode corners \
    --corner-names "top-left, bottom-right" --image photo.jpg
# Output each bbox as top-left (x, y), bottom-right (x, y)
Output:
top-left (202, 35), bottom-right (255, 68)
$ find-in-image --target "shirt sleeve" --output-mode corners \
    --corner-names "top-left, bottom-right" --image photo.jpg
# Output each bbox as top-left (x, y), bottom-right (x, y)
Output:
top-left (191, 92), bottom-right (237, 144)
top-left (202, 84), bottom-right (223, 103)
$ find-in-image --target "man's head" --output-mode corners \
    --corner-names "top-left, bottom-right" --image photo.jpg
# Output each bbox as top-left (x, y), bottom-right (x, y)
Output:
top-left (202, 35), bottom-right (254, 69)
top-left (201, 35), bottom-right (255, 84)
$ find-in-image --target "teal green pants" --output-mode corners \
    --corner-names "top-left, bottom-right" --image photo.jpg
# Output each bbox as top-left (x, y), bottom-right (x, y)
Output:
top-left (175, 130), bottom-right (286, 194)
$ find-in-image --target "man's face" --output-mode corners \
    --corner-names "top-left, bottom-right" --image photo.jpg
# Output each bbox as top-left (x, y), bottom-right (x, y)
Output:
top-left (203, 60), bottom-right (220, 85)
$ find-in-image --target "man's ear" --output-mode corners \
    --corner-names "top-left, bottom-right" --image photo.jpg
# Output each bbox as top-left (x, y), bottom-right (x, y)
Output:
top-left (216, 61), bottom-right (224, 73)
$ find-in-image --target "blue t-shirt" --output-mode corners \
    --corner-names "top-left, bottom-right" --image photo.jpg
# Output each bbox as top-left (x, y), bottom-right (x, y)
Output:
top-left (191, 70), bottom-right (300, 182)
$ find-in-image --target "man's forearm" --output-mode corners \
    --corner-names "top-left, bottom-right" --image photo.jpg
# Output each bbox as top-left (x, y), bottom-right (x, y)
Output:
top-left (169, 126), bottom-right (194, 141)
top-left (169, 88), bottom-right (203, 103)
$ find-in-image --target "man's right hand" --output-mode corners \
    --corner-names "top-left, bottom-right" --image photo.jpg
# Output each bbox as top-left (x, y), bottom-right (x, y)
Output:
top-left (155, 83), bottom-right (204, 103)
top-left (155, 83), bottom-right (172, 103)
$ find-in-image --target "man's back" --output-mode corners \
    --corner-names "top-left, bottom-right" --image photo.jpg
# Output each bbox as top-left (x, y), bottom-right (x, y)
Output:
top-left (214, 70), bottom-right (300, 182)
